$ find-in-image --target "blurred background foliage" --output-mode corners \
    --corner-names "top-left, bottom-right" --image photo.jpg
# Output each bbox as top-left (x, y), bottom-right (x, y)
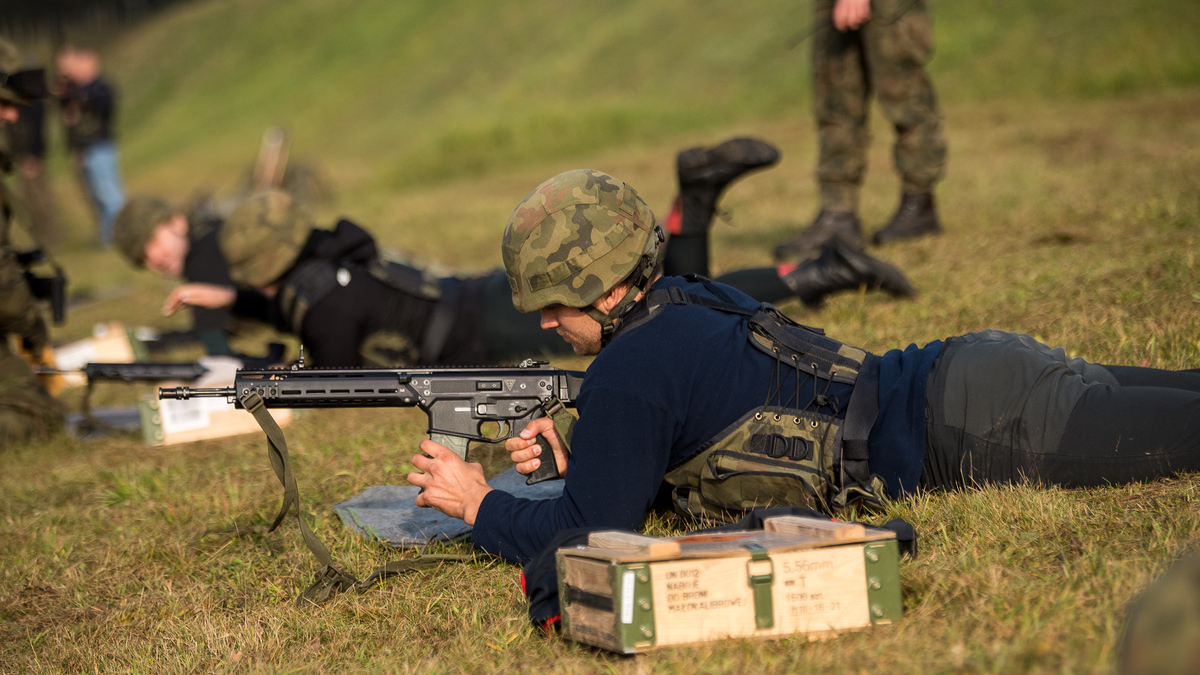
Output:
top-left (8, 0), bottom-right (1197, 194)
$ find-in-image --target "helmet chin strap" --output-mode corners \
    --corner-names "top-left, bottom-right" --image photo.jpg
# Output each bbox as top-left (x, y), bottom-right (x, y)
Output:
top-left (583, 226), bottom-right (665, 348)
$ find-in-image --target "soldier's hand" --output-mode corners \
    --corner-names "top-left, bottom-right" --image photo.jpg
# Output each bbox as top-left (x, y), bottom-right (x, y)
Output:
top-left (833, 0), bottom-right (871, 31)
top-left (408, 441), bottom-right (492, 524)
top-left (163, 283), bottom-right (237, 316)
top-left (505, 417), bottom-right (569, 478)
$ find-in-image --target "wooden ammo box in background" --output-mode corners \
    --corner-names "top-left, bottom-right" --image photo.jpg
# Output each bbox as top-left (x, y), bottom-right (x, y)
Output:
top-left (138, 394), bottom-right (294, 446)
top-left (557, 516), bottom-right (902, 654)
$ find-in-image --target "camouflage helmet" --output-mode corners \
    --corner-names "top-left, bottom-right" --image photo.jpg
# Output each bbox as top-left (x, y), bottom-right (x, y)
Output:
top-left (219, 190), bottom-right (314, 287)
top-left (113, 196), bottom-right (177, 267)
top-left (0, 40), bottom-right (45, 107)
top-left (502, 169), bottom-right (662, 341)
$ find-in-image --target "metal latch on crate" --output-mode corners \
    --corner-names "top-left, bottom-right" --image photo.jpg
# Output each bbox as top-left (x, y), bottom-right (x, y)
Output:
top-left (745, 544), bottom-right (775, 629)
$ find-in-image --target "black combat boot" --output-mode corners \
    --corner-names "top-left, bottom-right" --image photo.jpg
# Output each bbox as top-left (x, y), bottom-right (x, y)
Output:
top-left (782, 238), bottom-right (917, 308)
top-left (872, 192), bottom-right (942, 245)
top-left (675, 137), bottom-right (780, 236)
top-left (772, 209), bottom-right (865, 261)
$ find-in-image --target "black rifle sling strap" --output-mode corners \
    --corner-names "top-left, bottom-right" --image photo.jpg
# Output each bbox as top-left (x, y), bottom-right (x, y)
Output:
top-left (241, 390), bottom-right (360, 602)
top-left (240, 390), bottom-right (474, 605)
top-left (419, 278), bottom-right (459, 364)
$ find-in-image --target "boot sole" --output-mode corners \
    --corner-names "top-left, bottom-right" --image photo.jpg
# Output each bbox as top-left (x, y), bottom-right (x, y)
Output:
top-left (678, 137), bottom-right (780, 183)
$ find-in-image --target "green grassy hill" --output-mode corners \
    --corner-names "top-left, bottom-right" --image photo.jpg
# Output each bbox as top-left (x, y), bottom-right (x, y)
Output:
top-left (101, 0), bottom-right (1200, 194)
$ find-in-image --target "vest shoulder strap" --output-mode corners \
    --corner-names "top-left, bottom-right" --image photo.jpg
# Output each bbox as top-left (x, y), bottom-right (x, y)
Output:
top-left (419, 278), bottom-right (458, 364)
top-left (277, 259), bottom-right (340, 333)
top-left (612, 280), bottom-right (757, 341)
top-left (369, 260), bottom-right (442, 301)
top-left (841, 352), bottom-right (880, 487)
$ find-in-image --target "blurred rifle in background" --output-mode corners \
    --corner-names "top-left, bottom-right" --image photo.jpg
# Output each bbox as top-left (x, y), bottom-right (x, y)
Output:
top-left (37, 361), bottom-right (208, 432)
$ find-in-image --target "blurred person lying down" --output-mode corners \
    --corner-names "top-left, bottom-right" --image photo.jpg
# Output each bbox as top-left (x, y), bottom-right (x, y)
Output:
top-left (114, 138), bottom-right (914, 367)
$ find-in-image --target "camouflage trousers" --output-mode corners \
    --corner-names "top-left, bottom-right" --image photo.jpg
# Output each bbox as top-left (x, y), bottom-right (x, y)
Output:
top-left (0, 346), bottom-right (64, 448)
top-left (812, 0), bottom-right (947, 212)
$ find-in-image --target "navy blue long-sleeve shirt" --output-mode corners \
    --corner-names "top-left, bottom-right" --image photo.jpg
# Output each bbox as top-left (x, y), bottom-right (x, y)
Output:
top-left (471, 276), bottom-right (941, 564)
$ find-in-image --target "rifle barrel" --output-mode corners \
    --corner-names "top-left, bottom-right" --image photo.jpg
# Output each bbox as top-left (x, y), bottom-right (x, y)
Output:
top-left (159, 386), bottom-right (234, 400)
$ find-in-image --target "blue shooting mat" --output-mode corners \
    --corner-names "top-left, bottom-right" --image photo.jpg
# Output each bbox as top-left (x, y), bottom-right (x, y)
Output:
top-left (333, 468), bottom-right (563, 546)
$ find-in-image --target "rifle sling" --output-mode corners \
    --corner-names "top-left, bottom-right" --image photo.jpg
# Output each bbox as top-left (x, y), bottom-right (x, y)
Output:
top-left (240, 390), bottom-right (472, 605)
top-left (419, 278), bottom-right (459, 364)
top-left (543, 396), bottom-right (576, 456)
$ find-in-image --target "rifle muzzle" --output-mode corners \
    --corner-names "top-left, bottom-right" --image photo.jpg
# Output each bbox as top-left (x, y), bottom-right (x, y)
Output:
top-left (159, 386), bottom-right (234, 400)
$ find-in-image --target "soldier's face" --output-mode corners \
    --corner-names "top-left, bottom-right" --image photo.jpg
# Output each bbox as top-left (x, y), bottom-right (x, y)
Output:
top-left (539, 304), bottom-right (602, 355)
top-left (0, 102), bottom-right (17, 124)
top-left (143, 216), bottom-right (190, 278)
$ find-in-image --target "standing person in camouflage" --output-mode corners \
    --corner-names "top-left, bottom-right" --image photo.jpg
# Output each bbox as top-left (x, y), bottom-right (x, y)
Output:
top-left (0, 40), bottom-right (64, 447)
top-left (56, 45), bottom-right (125, 247)
top-left (774, 0), bottom-right (947, 260)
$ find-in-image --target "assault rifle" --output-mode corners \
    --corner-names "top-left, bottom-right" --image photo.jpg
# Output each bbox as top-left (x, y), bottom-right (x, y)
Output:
top-left (160, 357), bottom-right (584, 484)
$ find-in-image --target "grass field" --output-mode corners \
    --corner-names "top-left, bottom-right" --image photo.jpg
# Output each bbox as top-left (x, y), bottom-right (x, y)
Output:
top-left (4, 0), bottom-right (1200, 672)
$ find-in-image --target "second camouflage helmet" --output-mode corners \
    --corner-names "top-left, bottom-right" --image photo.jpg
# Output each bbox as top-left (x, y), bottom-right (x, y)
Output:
top-left (219, 190), bottom-right (314, 287)
top-left (502, 169), bottom-right (660, 313)
top-left (113, 196), bottom-right (176, 267)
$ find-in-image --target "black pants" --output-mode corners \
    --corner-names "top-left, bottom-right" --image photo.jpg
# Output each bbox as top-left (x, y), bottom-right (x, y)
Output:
top-left (1053, 366), bottom-right (1200, 485)
top-left (922, 330), bottom-right (1200, 490)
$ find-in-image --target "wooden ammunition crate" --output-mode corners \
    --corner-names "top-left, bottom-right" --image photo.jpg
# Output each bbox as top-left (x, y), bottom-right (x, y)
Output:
top-left (556, 516), bottom-right (902, 654)
top-left (138, 393), bottom-right (294, 446)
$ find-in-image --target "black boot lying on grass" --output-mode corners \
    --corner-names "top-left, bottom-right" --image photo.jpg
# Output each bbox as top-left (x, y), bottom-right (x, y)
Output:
top-left (781, 238), bottom-right (917, 308)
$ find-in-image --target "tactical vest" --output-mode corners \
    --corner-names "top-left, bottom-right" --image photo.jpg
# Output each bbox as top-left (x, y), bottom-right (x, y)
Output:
top-left (276, 256), bottom-right (452, 365)
top-left (614, 278), bottom-right (889, 521)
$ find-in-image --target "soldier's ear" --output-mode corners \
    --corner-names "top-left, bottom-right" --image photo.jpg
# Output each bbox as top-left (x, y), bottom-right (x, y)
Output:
top-left (592, 280), bottom-right (633, 314)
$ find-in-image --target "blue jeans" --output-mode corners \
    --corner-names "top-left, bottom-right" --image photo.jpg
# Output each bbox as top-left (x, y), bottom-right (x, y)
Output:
top-left (79, 140), bottom-right (126, 246)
